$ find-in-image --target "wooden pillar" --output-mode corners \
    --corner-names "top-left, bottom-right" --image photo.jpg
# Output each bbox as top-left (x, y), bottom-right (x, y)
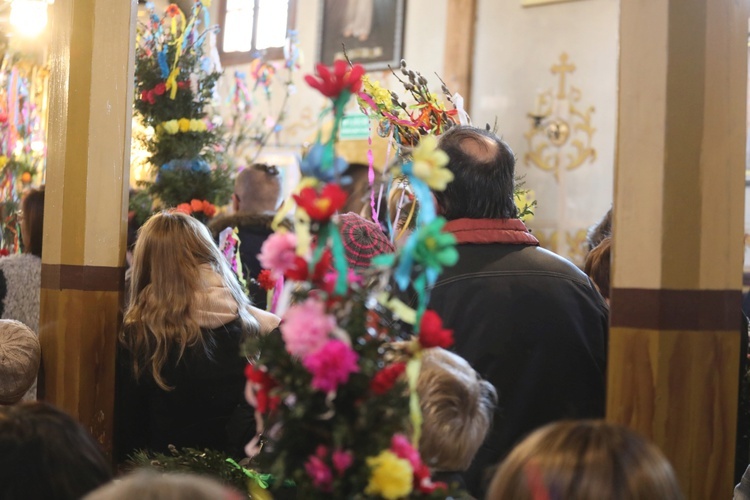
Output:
top-left (608, 0), bottom-right (747, 498)
top-left (40, 0), bottom-right (136, 455)
top-left (442, 0), bottom-right (477, 112)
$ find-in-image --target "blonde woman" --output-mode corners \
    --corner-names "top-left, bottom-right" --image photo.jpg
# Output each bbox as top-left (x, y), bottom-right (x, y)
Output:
top-left (115, 211), bottom-right (279, 461)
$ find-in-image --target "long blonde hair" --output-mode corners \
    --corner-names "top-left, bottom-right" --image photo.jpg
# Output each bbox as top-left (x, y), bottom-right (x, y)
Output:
top-left (122, 211), bottom-right (259, 390)
top-left (488, 420), bottom-right (683, 500)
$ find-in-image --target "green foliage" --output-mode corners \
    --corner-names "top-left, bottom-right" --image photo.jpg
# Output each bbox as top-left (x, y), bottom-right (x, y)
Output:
top-left (139, 165), bottom-right (233, 209)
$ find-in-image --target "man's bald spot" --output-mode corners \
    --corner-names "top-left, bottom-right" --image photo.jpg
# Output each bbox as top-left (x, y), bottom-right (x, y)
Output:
top-left (457, 134), bottom-right (499, 164)
top-left (235, 166), bottom-right (281, 213)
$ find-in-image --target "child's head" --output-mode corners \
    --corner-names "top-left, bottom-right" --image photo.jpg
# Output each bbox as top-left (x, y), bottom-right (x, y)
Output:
top-left (0, 320), bottom-right (40, 405)
top-left (417, 348), bottom-right (497, 472)
top-left (84, 471), bottom-right (242, 500)
top-left (488, 420), bottom-right (683, 500)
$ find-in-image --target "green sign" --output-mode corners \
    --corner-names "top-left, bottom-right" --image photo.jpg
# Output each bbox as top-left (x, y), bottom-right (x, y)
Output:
top-left (339, 114), bottom-right (371, 141)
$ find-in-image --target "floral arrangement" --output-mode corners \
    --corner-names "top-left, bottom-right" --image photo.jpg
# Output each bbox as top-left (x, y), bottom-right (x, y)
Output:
top-left (243, 61), bottom-right (465, 499)
top-left (223, 30), bottom-right (302, 167)
top-left (174, 198), bottom-right (217, 224)
top-left (133, 1), bottom-right (232, 212)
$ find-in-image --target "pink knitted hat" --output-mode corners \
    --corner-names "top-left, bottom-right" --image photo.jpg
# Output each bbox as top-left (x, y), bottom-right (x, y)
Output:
top-left (0, 320), bottom-right (40, 405)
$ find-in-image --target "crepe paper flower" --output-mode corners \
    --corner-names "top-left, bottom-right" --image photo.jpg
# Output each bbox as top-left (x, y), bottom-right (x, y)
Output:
top-left (166, 3), bottom-right (181, 16)
top-left (153, 82), bottom-right (166, 96)
top-left (293, 183), bottom-right (348, 222)
top-left (0, 113), bottom-right (7, 124)
top-left (190, 199), bottom-right (203, 212)
top-left (281, 298), bottom-right (336, 358)
top-left (175, 203), bottom-right (192, 214)
top-left (140, 90), bottom-right (156, 105)
top-left (332, 449), bottom-right (354, 475)
top-left (361, 75), bottom-right (393, 110)
top-left (302, 339), bottom-right (359, 393)
top-left (285, 249), bottom-right (333, 283)
top-left (258, 232), bottom-right (298, 279)
top-left (202, 200), bottom-right (217, 217)
top-left (365, 450), bottom-right (414, 500)
top-left (370, 362), bottom-right (406, 395)
top-left (390, 434), bottom-right (421, 470)
top-left (410, 135), bottom-right (452, 191)
top-left (414, 463), bottom-right (448, 494)
top-left (413, 218), bottom-right (459, 271)
top-left (178, 118), bottom-right (191, 133)
top-left (189, 119), bottom-right (207, 132)
top-left (304, 455), bottom-right (333, 492)
top-left (257, 270), bottom-right (275, 291)
top-left (0, 156), bottom-right (7, 169)
top-left (305, 60), bottom-right (365, 99)
top-left (418, 310), bottom-right (454, 349)
top-left (245, 364), bottom-right (280, 413)
top-left (299, 142), bottom-right (348, 182)
top-left (321, 267), bottom-right (361, 295)
top-left (162, 119), bottom-right (179, 134)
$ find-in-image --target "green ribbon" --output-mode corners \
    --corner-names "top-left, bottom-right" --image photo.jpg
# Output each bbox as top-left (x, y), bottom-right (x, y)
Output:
top-left (225, 458), bottom-right (271, 489)
top-left (312, 223), bottom-right (348, 296)
top-left (406, 355), bottom-right (423, 447)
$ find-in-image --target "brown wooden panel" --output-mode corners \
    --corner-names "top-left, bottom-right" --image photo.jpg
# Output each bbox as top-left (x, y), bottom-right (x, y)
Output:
top-left (443, 0), bottom-right (477, 111)
top-left (610, 288), bottom-right (741, 331)
top-left (607, 327), bottom-right (740, 499)
top-left (39, 288), bottom-right (121, 457)
top-left (41, 264), bottom-right (124, 292)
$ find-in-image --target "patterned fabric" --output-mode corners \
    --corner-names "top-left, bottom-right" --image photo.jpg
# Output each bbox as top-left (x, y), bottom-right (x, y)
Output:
top-left (339, 212), bottom-right (395, 268)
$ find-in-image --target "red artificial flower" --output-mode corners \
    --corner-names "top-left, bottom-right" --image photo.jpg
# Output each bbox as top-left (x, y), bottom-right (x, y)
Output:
top-left (174, 203), bottom-right (192, 215)
top-left (202, 200), bottom-right (216, 218)
top-left (140, 90), bottom-right (156, 105)
top-left (285, 248), bottom-right (333, 283)
top-left (0, 112), bottom-right (7, 124)
top-left (153, 82), bottom-right (166, 96)
top-left (245, 364), bottom-right (280, 413)
top-left (304, 60), bottom-right (365, 99)
top-left (370, 362), bottom-right (406, 395)
top-left (293, 183), bottom-right (348, 222)
top-left (414, 463), bottom-right (448, 494)
top-left (418, 310), bottom-right (454, 349)
top-left (257, 269), bottom-right (276, 291)
top-left (0, 249), bottom-right (9, 257)
top-left (177, 80), bottom-right (189, 89)
top-left (166, 4), bottom-right (181, 17)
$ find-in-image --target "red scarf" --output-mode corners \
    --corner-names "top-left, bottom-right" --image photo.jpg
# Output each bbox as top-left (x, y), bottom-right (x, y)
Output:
top-left (443, 218), bottom-right (540, 246)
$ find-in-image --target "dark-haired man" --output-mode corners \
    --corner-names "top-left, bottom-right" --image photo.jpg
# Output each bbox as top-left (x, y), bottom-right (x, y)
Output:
top-left (429, 126), bottom-right (609, 497)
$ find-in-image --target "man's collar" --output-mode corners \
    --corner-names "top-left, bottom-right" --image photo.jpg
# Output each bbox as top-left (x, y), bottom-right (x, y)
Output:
top-left (443, 218), bottom-right (540, 246)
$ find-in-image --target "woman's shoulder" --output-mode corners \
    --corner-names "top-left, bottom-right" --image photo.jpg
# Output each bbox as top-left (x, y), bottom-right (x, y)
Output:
top-left (0, 254), bottom-right (41, 286)
top-left (0, 253), bottom-right (41, 269)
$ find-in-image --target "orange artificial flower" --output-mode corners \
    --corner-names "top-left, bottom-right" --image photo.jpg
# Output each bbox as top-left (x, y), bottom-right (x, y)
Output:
top-left (175, 203), bottom-right (192, 215)
top-left (166, 4), bottom-right (181, 17)
top-left (190, 199), bottom-right (203, 212)
top-left (202, 200), bottom-right (216, 217)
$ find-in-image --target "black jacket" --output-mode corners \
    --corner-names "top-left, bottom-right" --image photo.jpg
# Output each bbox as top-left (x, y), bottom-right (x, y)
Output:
top-left (428, 228), bottom-right (608, 496)
top-left (209, 213), bottom-right (291, 310)
top-left (115, 319), bottom-right (256, 462)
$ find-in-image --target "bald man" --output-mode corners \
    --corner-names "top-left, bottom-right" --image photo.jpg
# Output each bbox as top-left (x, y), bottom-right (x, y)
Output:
top-left (209, 164), bottom-right (289, 309)
top-left (425, 126), bottom-right (609, 497)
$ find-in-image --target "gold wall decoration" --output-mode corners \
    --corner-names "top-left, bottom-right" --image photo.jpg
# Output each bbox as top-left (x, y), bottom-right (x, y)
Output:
top-left (524, 53), bottom-right (596, 181)
top-left (565, 228), bottom-right (589, 266)
top-left (534, 229), bottom-right (559, 253)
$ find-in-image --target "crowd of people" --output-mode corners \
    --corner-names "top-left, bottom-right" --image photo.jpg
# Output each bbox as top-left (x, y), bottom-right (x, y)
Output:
top-left (2, 123), bottom-right (739, 499)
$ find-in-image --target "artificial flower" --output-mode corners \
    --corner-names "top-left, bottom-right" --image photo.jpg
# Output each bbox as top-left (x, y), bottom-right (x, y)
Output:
top-left (365, 450), bottom-right (414, 500)
top-left (0, 156), bottom-right (7, 169)
top-left (257, 269), bottom-right (275, 291)
top-left (20, 172), bottom-right (31, 184)
top-left (190, 199), bottom-right (203, 212)
top-left (286, 249), bottom-right (333, 284)
top-left (299, 142), bottom-right (348, 182)
top-left (293, 183), bottom-right (348, 222)
top-left (140, 90), bottom-right (156, 105)
top-left (362, 75), bottom-right (393, 110)
top-left (302, 339), bottom-right (359, 393)
top-left (153, 82), bottom-right (166, 96)
top-left (189, 119), bottom-right (207, 132)
top-left (413, 218), bottom-right (459, 271)
top-left (162, 119), bottom-right (179, 134)
top-left (332, 449), bottom-right (353, 475)
top-left (418, 310), bottom-right (454, 349)
top-left (410, 135), bottom-right (452, 191)
top-left (178, 118), bottom-right (191, 133)
top-left (258, 232), bottom-right (298, 279)
top-left (202, 200), bottom-right (216, 217)
top-left (175, 203), bottom-right (192, 214)
top-left (414, 463), bottom-right (448, 494)
top-left (166, 3), bottom-right (181, 17)
top-left (0, 249), bottom-right (9, 257)
top-left (0, 112), bottom-right (7, 124)
top-left (245, 364), bottom-right (280, 413)
top-left (390, 434), bottom-right (421, 470)
top-left (280, 298), bottom-right (336, 358)
top-left (370, 362), bottom-right (406, 395)
top-left (305, 60), bottom-right (365, 99)
top-left (304, 455), bottom-right (333, 492)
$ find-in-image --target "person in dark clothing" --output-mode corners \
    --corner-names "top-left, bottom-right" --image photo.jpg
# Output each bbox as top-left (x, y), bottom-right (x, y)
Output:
top-left (209, 164), bottom-right (290, 310)
top-left (427, 126), bottom-right (609, 497)
top-left (116, 211), bottom-right (279, 463)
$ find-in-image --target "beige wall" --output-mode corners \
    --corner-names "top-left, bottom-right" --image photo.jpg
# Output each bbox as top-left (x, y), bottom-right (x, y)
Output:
top-left (472, 0), bottom-right (619, 265)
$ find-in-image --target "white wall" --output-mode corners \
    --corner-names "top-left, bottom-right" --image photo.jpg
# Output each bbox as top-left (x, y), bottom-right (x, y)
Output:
top-left (472, 0), bottom-right (619, 264)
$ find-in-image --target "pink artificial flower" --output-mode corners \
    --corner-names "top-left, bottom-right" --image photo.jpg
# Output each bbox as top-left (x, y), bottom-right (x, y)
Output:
top-left (302, 339), bottom-right (359, 393)
top-left (332, 449), bottom-right (353, 475)
top-left (280, 298), bottom-right (336, 358)
top-left (258, 232), bottom-right (298, 279)
top-left (304, 455), bottom-right (333, 492)
top-left (391, 434), bottom-right (422, 470)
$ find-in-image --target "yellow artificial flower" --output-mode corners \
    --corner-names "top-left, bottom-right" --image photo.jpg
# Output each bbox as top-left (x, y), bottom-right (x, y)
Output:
top-left (162, 120), bottom-right (179, 135)
top-left (364, 450), bottom-right (413, 500)
top-left (0, 155), bottom-right (7, 169)
top-left (178, 118), bottom-right (191, 133)
top-left (363, 75), bottom-right (393, 109)
top-left (411, 135), bottom-right (453, 191)
top-left (189, 119), bottom-right (207, 132)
